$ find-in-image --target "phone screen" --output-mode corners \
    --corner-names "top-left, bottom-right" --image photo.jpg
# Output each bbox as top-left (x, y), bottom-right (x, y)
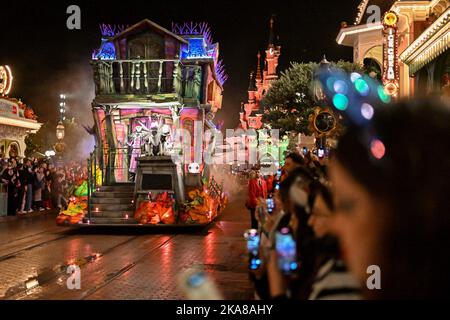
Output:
top-left (244, 229), bottom-right (261, 270)
top-left (186, 272), bottom-right (206, 288)
top-left (276, 169), bottom-right (282, 179)
top-left (275, 228), bottom-right (298, 275)
top-left (318, 148), bottom-right (325, 158)
top-left (266, 198), bottom-right (275, 214)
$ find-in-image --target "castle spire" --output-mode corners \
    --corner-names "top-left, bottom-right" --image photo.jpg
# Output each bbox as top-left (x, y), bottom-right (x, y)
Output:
top-left (248, 71), bottom-right (257, 91)
top-left (256, 52), bottom-right (262, 80)
top-left (268, 15), bottom-right (275, 48)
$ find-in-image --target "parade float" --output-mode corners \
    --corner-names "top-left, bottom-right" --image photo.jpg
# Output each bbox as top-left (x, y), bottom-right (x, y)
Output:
top-left (57, 20), bottom-right (228, 226)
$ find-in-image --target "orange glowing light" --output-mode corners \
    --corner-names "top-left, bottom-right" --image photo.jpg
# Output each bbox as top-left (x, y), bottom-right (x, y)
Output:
top-left (370, 139), bottom-right (386, 160)
top-left (0, 65), bottom-right (13, 96)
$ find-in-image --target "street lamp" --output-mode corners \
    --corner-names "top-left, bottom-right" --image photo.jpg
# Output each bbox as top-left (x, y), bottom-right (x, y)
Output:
top-left (312, 55), bottom-right (333, 154)
top-left (55, 93), bottom-right (67, 163)
top-left (56, 121), bottom-right (65, 140)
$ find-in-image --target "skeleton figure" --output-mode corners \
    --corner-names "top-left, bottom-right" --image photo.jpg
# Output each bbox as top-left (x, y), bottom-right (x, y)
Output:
top-left (147, 121), bottom-right (162, 156)
top-left (160, 124), bottom-right (173, 156)
top-left (136, 117), bottom-right (174, 157)
top-left (170, 104), bottom-right (184, 129)
top-left (126, 125), bottom-right (149, 173)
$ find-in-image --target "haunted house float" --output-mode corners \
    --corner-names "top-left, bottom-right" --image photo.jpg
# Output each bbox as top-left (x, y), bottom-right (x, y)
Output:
top-left (57, 20), bottom-right (227, 227)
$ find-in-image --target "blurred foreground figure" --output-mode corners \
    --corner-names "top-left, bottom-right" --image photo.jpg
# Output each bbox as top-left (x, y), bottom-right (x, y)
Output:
top-left (330, 99), bottom-right (450, 299)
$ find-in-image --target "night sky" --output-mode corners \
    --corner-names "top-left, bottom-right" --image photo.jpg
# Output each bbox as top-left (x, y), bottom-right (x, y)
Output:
top-left (0, 0), bottom-right (358, 155)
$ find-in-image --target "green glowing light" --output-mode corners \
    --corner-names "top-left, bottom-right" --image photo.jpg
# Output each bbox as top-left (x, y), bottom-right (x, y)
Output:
top-left (355, 79), bottom-right (370, 96)
top-left (378, 86), bottom-right (391, 103)
top-left (333, 94), bottom-right (349, 111)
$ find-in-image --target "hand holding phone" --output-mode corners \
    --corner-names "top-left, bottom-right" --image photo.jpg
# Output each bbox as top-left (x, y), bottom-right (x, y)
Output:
top-left (275, 227), bottom-right (298, 275)
top-left (244, 229), bottom-right (261, 270)
top-left (276, 169), bottom-right (282, 180)
top-left (266, 197), bottom-right (275, 214)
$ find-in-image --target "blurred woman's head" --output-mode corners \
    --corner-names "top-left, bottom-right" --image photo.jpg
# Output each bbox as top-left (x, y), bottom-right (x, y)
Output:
top-left (308, 182), bottom-right (334, 238)
top-left (283, 153), bottom-right (305, 175)
top-left (330, 98), bottom-right (450, 299)
top-left (278, 167), bottom-right (313, 214)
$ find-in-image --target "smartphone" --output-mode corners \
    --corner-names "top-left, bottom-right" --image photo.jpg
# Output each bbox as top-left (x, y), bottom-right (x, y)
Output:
top-left (318, 148), bottom-right (325, 158)
top-left (178, 269), bottom-right (223, 300)
top-left (266, 197), bottom-right (275, 214)
top-left (276, 169), bottom-right (282, 180)
top-left (244, 229), bottom-right (261, 270)
top-left (275, 227), bottom-right (298, 275)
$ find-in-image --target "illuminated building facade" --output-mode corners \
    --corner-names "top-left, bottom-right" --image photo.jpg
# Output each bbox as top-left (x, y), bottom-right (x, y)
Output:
top-left (0, 65), bottom-right (42, 158)
top-left (337, 0), bottom-right (450, 98)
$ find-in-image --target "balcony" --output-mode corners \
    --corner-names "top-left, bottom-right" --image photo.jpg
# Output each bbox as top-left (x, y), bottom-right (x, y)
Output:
top-left (91, 59), bottom-right (202, 101)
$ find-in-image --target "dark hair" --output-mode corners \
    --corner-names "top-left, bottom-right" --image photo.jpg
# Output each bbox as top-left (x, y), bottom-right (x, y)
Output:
top-left (310, 181), bottom-right (334, 212)
top-left (285, 152), bottom-right (305, 166)
top-left (334, 98), bottom-right (450, 299)
top-left (279, 167), bottom-right (314, 206)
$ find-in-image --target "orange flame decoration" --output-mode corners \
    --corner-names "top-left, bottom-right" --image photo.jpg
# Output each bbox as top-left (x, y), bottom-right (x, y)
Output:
top-left (179, 187), bottom-right (227, 225)
top-left (134, 192), bottom-right (176, 225)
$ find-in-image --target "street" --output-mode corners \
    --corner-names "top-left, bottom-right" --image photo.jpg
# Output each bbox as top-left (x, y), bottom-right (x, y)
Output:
top-left (0, 190), bottom-right (253, 300)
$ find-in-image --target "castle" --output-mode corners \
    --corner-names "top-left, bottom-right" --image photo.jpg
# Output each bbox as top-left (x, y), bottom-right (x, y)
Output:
top-left (238, 16), bottom-right (281, 130)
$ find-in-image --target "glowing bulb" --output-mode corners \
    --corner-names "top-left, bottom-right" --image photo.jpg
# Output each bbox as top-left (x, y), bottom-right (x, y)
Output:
top-left (361, 103), bottom-right (374, 120)
top-left (333, 80), bottom-right (348, 94)
top-left (355, 78), bottom-right (370, 96)
top-left (350, 72), bottom-right (362, 83)
top-left (333, 94), bottom-right (349, 111)
top-left (326, 76), bottom-right (336, 91)
top-left (370, 139), bottom-right (386, 160)
top-left (378, 85), bottom-right (391, 103)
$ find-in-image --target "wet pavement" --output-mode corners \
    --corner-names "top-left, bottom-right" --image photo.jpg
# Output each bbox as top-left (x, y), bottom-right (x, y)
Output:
top-left (0, 188), bottom-right (253, 300)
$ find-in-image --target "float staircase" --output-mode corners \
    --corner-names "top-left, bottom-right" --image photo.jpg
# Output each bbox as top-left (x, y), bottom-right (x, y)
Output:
top-left (88, 184), bottom-right (137, 225)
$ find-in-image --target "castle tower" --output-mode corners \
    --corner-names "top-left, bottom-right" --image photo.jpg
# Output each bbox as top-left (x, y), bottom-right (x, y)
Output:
top-left (263, 16), bottom-right (281, 92)
top-left (237, 15), bottom-right (281, 131)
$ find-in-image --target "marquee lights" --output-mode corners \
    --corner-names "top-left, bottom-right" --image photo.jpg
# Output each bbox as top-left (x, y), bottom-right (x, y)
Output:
top-left (354, 0), bottom-right (369, 25)
top-left (382, 11), bottom-right (400, 97)
top-left (0, 65), bottom-right (13, 96)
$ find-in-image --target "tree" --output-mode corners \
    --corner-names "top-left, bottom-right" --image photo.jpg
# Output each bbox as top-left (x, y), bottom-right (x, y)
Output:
top-left (262, 60), bottom-right (364, 135)
top-left (25, 121), bottom-right (57, 157)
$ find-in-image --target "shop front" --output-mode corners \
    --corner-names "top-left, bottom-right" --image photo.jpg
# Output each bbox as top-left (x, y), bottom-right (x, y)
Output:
top-left (0, 66), bottom-right (42, 159)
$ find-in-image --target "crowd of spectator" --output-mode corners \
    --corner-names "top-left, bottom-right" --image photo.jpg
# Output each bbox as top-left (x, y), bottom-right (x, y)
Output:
top-left (1, 157), bottom-right (87, 216)
top-left (244, 98), bottom-right (450, 299)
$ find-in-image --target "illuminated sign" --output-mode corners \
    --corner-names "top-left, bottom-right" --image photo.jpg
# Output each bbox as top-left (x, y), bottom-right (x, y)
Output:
top-left (382, 11), bottom-right (399, 96)
top-left (0, 65), bottom-right (13, 96)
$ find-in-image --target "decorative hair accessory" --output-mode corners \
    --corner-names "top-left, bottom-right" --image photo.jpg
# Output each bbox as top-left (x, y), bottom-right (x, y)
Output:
top-left (315, 67), bottom-right (392, 164)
